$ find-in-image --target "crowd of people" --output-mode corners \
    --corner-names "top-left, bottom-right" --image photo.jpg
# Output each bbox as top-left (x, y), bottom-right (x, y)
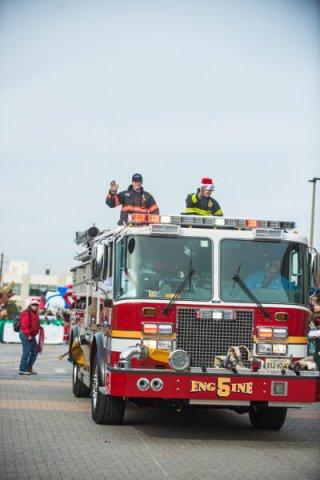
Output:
top-left (309, 288), bottom-right (320, 329)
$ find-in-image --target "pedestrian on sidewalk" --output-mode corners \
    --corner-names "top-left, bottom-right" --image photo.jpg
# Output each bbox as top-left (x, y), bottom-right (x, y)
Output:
top-left (18, 299), bottom-right (41, 375)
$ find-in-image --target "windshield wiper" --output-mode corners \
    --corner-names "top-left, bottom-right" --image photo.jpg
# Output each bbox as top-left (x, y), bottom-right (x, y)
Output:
top-left (163, 269), bottom-right (195, 315)
top-left (231, 262), bottom-right (242, 296)
top-left (232, 273), bottom-right (271, 318)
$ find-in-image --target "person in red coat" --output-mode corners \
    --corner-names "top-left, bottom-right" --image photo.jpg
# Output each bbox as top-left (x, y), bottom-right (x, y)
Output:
top-left (19, 299), bottom-right (41, 375)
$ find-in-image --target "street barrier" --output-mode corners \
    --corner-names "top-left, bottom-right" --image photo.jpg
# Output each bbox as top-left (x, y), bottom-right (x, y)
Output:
top-left (2, 322), bottom-right (64, 344)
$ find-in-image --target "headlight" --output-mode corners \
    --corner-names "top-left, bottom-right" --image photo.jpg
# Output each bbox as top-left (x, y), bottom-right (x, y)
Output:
top-left (257, 343), bottom-right (273, 354)
top-left (272, 344), bottom-right (287, 355)
top-left (273, 328), bottom-right (288, 339)
top-left (142, 339), bottom-right (157, 349)
top-left (157, 340), bottom-right (173, 350)
top-left (142, 339), bottom-right (173, 350)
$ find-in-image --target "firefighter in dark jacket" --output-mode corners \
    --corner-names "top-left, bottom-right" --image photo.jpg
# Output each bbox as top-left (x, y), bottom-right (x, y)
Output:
top-left (186, 177), bottom-right (223, 216)
top-left (106, 173), bottom-right (159, 224)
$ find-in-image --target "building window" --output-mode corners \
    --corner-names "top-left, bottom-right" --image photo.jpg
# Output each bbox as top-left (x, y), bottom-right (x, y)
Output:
top-left (12, 283), bottom-right (21, 295)
top-left (4, 283), bottom-right (21, 295)
top-left (29, 284), bottom-right (58, 297)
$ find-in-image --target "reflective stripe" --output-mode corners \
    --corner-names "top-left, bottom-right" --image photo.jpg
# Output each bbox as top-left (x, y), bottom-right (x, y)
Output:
top-left (121, 205), bottom-right (148, 213)
top-left (149, 203), bottom-right (159, 213)
top-left (191, 194), bottom-right (198, 204)
top-left (214, 209), bottom-right (223, 216)
top-left (288, 336), bottom-right (308, 344)
top-left (185, 207), bottom-right (211, 216)
top-left (254, 336), bottom-right (308, 345)
top-left (111, 330), bottom-right (141, 338)
top-left (121, 204), bottom-right (159, 214)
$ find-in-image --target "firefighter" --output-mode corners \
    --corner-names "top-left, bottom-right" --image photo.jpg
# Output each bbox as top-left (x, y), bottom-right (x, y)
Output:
top-left (185, 177), bottom-right (223, 216)
top-left (106, 173), bottom-right (159, 225)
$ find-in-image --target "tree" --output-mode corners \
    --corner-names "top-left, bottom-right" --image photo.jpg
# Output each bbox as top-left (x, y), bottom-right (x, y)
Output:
top-left (6, 300), bottom-right (20, 318)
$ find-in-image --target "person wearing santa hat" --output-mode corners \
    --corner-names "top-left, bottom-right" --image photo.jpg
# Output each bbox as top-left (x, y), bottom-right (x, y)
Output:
top-left (185, 178), bottom-right (223, 216)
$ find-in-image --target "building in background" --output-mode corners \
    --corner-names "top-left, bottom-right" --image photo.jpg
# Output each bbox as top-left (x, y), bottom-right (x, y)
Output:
top-left (3, 261), bottom-right (72, 308)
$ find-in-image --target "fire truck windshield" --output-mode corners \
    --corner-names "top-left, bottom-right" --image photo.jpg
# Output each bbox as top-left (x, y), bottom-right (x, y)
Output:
top-left (220, 240), bottom-right (308, 306)
top-left (114, 236), bottom-right (212, 301)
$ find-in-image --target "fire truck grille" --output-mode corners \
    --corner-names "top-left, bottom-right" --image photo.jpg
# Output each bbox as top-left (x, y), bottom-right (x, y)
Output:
top-left (176, 308), bottom-right (254, 368)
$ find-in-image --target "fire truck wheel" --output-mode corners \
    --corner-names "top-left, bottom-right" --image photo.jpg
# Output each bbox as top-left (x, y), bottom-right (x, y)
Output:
top-left (72, 363), bottom-right (90, 398)
top-left (249, 406), bottom-right (287, 430)
top-left (91, 357), bottom-right (125, 425)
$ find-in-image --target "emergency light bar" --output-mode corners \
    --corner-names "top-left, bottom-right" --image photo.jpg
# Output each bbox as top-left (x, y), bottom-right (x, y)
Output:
top-left (128, 214), bottom-right (295, 230)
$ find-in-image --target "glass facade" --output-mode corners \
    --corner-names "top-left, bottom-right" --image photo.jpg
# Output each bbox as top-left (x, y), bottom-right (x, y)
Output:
top-left (12, 283), bottom-right (21, 295)
top-left (29, 284), bottom-right (58, 297)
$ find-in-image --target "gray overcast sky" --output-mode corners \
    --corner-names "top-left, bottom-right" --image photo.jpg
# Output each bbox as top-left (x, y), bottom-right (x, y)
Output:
top-left (1, 0), bottom-right (320, 274)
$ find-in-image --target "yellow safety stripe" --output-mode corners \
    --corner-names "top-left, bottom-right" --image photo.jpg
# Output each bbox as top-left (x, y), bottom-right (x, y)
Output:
top-left (185, 207), bottom-right (211, 216)
top-left (214, 209), bottom-right (223, 216)
top-left (111, 330), bottom-right (177, 340)
top-left (191, 194), bottom-right (198, 203)
top-left (288, 336), bottom-right (308, 344)
top-left (253, 336), bottom-right (308, 345)
top-left (111, 330), bottom-right (141, 338)
top-left (112, 331), bottom-right (307, 344)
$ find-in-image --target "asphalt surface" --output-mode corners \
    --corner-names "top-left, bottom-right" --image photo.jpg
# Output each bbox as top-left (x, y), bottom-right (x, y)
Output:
top-left (0, 343), bottom-right (319, 480)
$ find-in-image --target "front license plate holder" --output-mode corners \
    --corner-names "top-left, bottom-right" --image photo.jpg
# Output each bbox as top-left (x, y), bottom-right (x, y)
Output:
top-left (265, 357), bottom-right (290, 370)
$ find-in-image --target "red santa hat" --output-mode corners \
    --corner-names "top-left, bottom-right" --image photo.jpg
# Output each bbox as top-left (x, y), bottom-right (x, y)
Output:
top-left (201, 177), bottom-right (214, 191)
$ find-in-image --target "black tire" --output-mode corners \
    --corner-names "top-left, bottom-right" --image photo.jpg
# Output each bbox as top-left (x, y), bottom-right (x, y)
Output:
top-left (249, 406), bottom-right (287, 430)
top-left (72, 363), bottom-right (90, 398)
top-left (91, 356), bottom-right (125, 425)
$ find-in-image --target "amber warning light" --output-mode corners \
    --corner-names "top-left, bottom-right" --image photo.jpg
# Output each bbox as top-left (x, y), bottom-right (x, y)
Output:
top-left (128, 214), bottom-right (295, 230)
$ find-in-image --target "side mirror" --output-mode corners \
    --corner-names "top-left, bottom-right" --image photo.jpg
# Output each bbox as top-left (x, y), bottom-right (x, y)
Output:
top-left (309, 249), bottom-right (320, 288)
top-left (92, 244), bottom-right (107, 281)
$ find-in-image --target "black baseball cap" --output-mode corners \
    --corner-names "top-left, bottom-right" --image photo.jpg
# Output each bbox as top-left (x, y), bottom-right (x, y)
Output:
top-left (132, 173), bottom-right (143, 182)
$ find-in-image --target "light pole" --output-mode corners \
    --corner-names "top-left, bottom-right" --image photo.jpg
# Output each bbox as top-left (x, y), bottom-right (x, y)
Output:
top-left (309, 177), bottom-right (320, 247)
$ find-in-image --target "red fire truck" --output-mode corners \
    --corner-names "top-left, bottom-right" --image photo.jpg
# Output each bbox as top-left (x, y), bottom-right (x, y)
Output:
top-left (69, 214), bottom-right (320, 429)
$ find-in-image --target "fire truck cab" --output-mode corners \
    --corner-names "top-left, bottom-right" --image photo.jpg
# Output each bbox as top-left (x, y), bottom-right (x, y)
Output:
top-left (70, 214), bottom-right (320, 429)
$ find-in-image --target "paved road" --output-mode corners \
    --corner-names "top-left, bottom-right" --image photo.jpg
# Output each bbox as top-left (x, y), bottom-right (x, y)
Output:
top-left (0, 343), bottom-right (319, 480)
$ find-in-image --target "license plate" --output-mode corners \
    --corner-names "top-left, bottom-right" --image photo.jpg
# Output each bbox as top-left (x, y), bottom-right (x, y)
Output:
top-left (265, 358), bottom-right (289, 370)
